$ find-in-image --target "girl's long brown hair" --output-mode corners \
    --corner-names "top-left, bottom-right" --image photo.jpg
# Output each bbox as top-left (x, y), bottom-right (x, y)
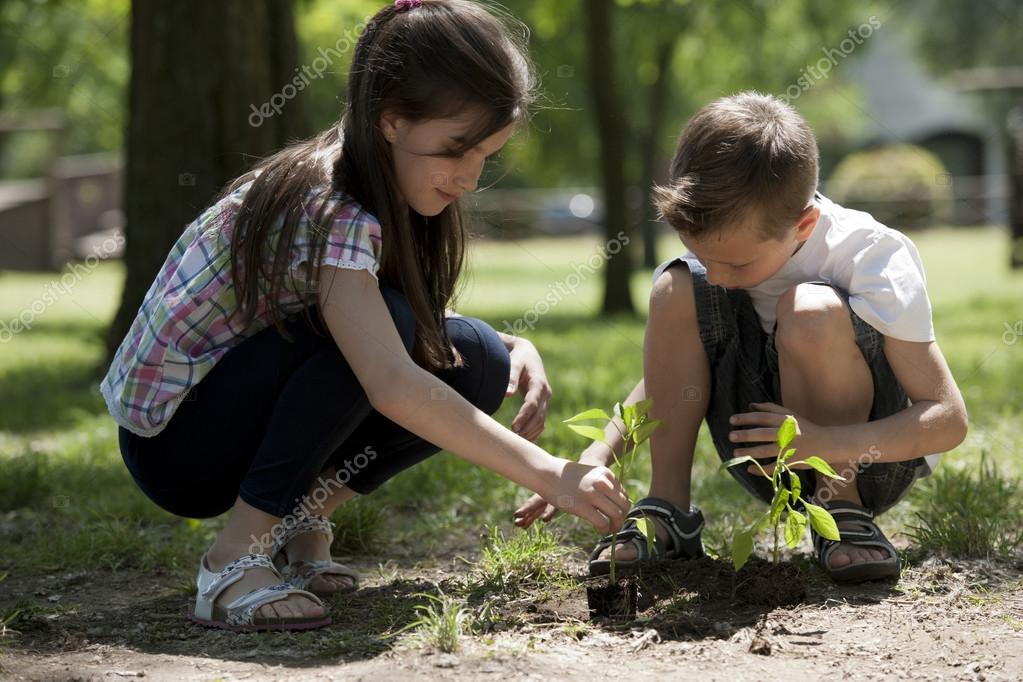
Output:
top-left (224, 0), bottom-right (535, 371)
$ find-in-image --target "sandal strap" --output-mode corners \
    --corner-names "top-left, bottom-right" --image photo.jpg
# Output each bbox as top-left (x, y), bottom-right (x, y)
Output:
top-left (810, 501), bottom-right (897, 566)
top-left (270, 514), bottom-right (336, 559)
top-left (224, 583), bottom-right (324, 627)
top-left (282, 559), bottom-right (362, 590)
top-left (628, 496), bottom-right (705, 558)
top-left (589, 526), bottom-right (654, 563)
top-left (199, 553), bottom-right (280, 602)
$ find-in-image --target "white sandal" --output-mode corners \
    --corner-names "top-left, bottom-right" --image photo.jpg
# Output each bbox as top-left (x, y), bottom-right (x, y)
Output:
top-left (191, 552), bottom-right (331, 632)
top-left (270, 515), bottom-right (361, 595)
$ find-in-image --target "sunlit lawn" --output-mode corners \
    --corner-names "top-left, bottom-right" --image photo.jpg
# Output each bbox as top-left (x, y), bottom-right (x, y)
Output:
top-left (0, 225), bottom-right (1019, 576)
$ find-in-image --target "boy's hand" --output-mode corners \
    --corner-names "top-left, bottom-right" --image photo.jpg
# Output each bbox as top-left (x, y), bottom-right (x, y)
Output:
top-left (537, 462), bottom-right (630, 533)
top-left (505, 338), bottom-right (552, 442)
top-left (728, 402), bottom-right (834, 475)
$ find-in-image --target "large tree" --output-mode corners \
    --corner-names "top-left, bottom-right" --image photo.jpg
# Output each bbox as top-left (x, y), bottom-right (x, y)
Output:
top-left (103, 0), bottom-right (308, 366)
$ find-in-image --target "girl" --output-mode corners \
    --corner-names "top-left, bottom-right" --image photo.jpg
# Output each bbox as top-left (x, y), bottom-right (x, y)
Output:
top-left (101, 0), bottom-right (629, 633)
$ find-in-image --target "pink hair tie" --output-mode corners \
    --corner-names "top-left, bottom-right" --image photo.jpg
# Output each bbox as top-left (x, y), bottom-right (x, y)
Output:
top-left (394, 0), bottom-right (422, 10)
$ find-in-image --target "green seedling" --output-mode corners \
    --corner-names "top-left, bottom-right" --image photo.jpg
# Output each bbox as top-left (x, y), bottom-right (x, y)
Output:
top-left (565, 398), bottom-right (662, 582)
top-left (722, 415), bottom-right (843, 570)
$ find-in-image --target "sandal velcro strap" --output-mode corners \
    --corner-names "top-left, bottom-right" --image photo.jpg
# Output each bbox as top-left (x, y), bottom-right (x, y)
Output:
top-left (283, 559), bottom-right (362, 591)
top-left (810, 500), bottom-right (900, 583)
top-left (200, 553), bottom-right (279, 602)
top-left (270, 514), bottom-right (335, 558)
top-left (588, 497), bottom-right (705, 575)
top-left (225, 583), bottom-right (302, 626)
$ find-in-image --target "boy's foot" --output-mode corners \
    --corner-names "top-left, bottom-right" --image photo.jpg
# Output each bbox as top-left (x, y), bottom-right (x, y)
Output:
top-left (205, 542), bottom-right (326, 621)
top-left (589, 497), bottom-right (704, 575)
top-left (811, 499), bottom-right (901, 583)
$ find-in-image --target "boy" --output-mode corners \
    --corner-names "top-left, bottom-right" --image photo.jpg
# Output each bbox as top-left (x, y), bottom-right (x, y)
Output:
top-left (515, 91), bottom-right (968, 583)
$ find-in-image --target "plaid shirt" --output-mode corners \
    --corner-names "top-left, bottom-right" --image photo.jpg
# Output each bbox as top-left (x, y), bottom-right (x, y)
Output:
top-left (100, 180), bottom-right (382, 437)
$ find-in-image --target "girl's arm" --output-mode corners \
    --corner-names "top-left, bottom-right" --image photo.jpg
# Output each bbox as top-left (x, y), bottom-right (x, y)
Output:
top-left (513, 378), bottom-right (646, 527)
top-left (318, 265), bottom-right (630, 532)
top-left (730, 338), bottom-right (968, 467)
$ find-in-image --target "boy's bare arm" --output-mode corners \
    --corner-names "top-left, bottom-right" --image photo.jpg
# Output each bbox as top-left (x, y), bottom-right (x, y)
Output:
top-left (829, 338), bottom-right (969, 462)
top-left (732, 338), bottom-right (968, 466)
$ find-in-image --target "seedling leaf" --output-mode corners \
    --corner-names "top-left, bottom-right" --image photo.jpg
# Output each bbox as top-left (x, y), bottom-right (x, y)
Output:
top-left (770, 489), bottom-right (790, 526)
top-left (804, 502), bottom-right (841, 541)
top-left (780, 448), bottom-right (797, 464)
top-left (565, 424), bottom-right (606, 443)
top-left (777, 415), bottom-right (797, 449)
top-left (789, 471), bottom-right (802, 501)
top-left (732, 528), bottom-right (754, 571)
top-left (634, 516), bottom-right (656, 555)
top-left (799, 456), bottom-right (843, 480)
top-left (784, 508), bottom-right (806, 549)
top-left (721, 455), bottom-right (755, 470)
top-left (632, 419), bottom-right (662, 444)
top-left (564, 408), bottom-right (611, 423)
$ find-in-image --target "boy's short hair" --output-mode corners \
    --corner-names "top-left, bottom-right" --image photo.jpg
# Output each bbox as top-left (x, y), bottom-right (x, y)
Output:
top-left (653, 91), bottom-right (819, 240)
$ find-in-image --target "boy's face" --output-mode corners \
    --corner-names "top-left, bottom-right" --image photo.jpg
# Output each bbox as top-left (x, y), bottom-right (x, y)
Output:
top-left (679, 205), bottom-right (821, 290)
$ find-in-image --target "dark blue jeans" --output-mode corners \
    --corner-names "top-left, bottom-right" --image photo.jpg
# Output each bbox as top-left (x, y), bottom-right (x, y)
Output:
top-left (118, 286), bottom-right (511, 519)
top-left (656, 257), bottom-right (925, 515)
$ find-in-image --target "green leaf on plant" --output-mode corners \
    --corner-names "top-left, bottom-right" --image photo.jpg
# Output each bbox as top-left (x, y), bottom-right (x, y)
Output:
top-left (770, 489), bottom-right (789, 526)
top-left (732, 528), bottom-right (754, 571)
top-left (634, 515), bottom-right (656, 556)
top-left (789, 471), bottom-right (802, 501)
top-left (721, 455), bottom-right (755, 470)
top-left (613, 402), bottom-right (623, 420)
top-left (776, 415), bottom-right (797, 450)
top-left (563, 408), bottom-right (611, 424)
top-left (565, 424), bottom-right (606, 443)
top-left (798, 456), bottom-right (844, 480)
top-left (780, 447), bottom-right (797, 464)
top-left (632, 419), bottom-right (662, 444)
top-left (784, 507), bottom-right (807, 549)
top-left (804, 502), bottom-right (841, 541)
top-left (634, 398), bottom-right (654, 418)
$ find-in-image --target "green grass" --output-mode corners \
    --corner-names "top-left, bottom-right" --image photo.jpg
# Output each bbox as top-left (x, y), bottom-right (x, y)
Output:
top-left (0, 226), bottom-right (1020, 582)
top-left (907, 454), bottom-right (1023, 559)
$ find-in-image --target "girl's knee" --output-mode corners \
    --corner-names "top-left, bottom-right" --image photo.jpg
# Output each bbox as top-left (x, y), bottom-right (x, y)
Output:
top-left (446, 316), bottom-right (511, 415)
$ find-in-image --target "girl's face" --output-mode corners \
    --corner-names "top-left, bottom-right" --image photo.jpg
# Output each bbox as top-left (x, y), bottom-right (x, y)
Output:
top-left (380, 110), bottom-right (516, 217)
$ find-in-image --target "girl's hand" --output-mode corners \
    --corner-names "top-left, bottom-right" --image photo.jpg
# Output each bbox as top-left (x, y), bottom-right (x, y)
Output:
top-left (513, 492), bottom-right (556, 528)
top-left (505, 338), bottom-right (552, 442)
top-left (539, 462), bottom-right (629, 533)
top-left (728, 402), bottom-right (834, 476)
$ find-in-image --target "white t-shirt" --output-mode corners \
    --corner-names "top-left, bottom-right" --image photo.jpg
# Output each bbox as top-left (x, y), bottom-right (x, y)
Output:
top-left (661, 194), bottom-right (941, 473)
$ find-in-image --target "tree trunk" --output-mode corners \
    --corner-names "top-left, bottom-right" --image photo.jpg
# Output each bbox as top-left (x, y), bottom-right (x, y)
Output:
top-left (585, 0), bottom-right (634, 315)
top-left (1008, 102), bottom-right (1023, 269)
top-left (102, 0), bottom-right (307, 370)
top-left (640, 30), bottom-right (679, 269)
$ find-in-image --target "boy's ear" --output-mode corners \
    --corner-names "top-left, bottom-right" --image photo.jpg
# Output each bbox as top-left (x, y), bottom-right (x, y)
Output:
top-left (794, 205), bottom-right (820, 240)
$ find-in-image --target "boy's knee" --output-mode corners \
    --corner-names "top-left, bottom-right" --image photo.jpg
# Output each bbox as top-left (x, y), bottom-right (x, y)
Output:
top-left (446, 317), bottom-right (510, 415)
top-left (380, 285), bottom-right (416, 352)
top-left (775, 284), bottom-right (851, 353)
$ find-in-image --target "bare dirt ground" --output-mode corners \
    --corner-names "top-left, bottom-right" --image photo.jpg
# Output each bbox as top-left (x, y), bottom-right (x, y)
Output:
top-left (2, 546), bottom-right (1022, 682)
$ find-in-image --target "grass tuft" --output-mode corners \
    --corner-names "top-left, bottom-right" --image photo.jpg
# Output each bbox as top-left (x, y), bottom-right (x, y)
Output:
top-left (908, 453), bottom-right (1023, 560)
